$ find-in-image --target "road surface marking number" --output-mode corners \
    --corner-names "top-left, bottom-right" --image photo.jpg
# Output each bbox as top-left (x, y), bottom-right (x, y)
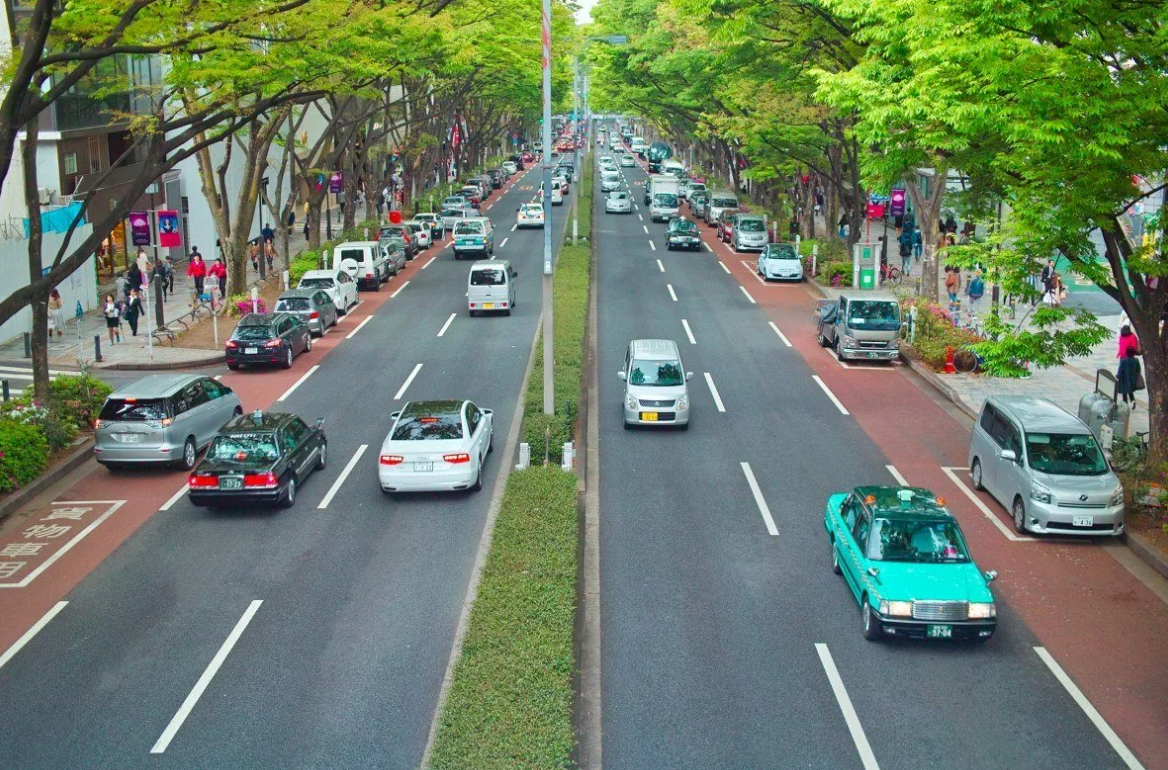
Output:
top-left (941, 466), bottom-right (1035, 542)
top-left (395, 363), bottom-right (423, 401)
top-left (816, 643), bottom-right (881, 770)
top-left (318, 445), bottom-right (368, 509)
top-left (704, 372), bottom-right (726, 413)
top-left (718, 261), bottom-right (731, 275)
top-left (391, 280), bottom-right (411, 298)
top-left (812, 375), bottom-right (849, 415)
top-left (0, 501), bottom-right (126, 589)
top-left (739, 286), bottom-right (756, 304)
top-left (886, 465), bottom-right (909, 486)
top-left (1034, 647), bottom-right (1146, 770)
top-left (681, 319), bottom-right (696, 345)
top-left (437, 313), bottom-right (456, 338)
top-left (277, 365), bottom-right (319, 402)
top-left (150, 600), bottom-right (264, 754)
top-left (667, 284), bottom-right (678, 302)
top-left (741, 462), bottom-right (779, 536)
top-left (0, 601), bottom-right (68, 671)
top-left (768, 322), bottom-right (792, 347)
top-left (346, 315), bottom-right (373, 339)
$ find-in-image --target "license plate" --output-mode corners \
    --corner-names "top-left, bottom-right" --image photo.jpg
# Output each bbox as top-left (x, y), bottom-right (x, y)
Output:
top-left (927, 625), bottom-right (953, 639)
top-left (868, 352), bottom-right (880, 358)
top-left (483, 303), bottom-right (495, 309)
top-left (245, 347), bottom-right (258, 355)
top-left (640, 412), bottom-right (659, 421)
top-left (1072, 515), bottom-right (1094, 527)
top-left (120, 433), bottom-right (141, 443)
top-left (219, 477), bottom-right (243, 490)
top-left (414, 461), bottom-right (433, 472)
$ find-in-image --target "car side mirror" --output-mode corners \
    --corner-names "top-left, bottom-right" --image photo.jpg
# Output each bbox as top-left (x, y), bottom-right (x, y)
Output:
top-left (316, 417), bottom-right (326, 428)
top-left (1000, 449), bottom-right (1017, 462)
top-left (617, 371), bottom-right (627, 381)
top-left (512, 271), bottom-right (518, 278)
top-left (984, 570), bottom-right (998, 584)
top-left (390, 411), bottom-right (401, 420)
top-left (866, 566), bottom-right (880, 579)
top-left (482, 409), bottom-right (493, 416)
top-left (685, 371), bottom-right (693, 382)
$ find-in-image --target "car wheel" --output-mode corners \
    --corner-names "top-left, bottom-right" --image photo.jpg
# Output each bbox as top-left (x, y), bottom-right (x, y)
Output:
top-left (178, 437), bottom-right (197, 470)
top-left (831, 541), bottom-right (842, 574)
top-left (283, 347), bottom-right (294, 369)
top-left (227, 362), bottom-right (240, 370)
top-left (862, 597), bottom-right (881, 641)
top-left (317, 442), bottom-right (327, 470)
top-left (471, 461), bottom-right (483, 492)
top-left (971, 459), bottom-right (984, 491)
top-left (1012, 497), bottom-right (1028, 534)
top-left (281, 476), bottom-right (296, 508)
top-left (371, 278), bottom-right (381, 291)
top-left (306, 335), bottom-right (313, 352)
top-left (488, 432), bottom-right (494, 454)
top-left (817, 330), bottom-right (827, 347)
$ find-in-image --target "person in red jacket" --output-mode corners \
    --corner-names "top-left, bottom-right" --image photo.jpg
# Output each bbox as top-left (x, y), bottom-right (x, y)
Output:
top-left (207, 257), bottom-right (227, 298)
top-left (187, 248), bottom-right (207, 298)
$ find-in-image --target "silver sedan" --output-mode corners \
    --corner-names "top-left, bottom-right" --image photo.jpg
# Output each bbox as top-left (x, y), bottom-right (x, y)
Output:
top-left (606, 191), bottom-right (632, 214)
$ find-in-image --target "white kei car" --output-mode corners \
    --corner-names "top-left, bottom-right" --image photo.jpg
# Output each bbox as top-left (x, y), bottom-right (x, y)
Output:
top-left (517, 203), bottom-right (545, 228)
top-left (378, 400), bottom-right (494, 494)
top-left (297, 269), bottom-right (359, 314)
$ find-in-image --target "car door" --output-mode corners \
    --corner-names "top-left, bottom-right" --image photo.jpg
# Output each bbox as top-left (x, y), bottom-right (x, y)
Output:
top-left (316, 291), bottom-right (336, 328)
top-left (985, 410), bottom-right (1015, 502)
top-left (839, 501), bottom-right (869, 600)
top-left (465, 403), bottom-right (485, 463)
top-left (180, 381), bottom-right (214, 445)
top-left (998, 417), bottom-right (1027, 508)
top-left (199, 378), bottom-right (233, 437)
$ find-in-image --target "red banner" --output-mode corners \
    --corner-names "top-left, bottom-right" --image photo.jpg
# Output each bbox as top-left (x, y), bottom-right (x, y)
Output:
top-left (157, 209), bottom-right (181, 247)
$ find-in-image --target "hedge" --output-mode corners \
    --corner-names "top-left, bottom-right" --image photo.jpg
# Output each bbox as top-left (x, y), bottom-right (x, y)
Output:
top-left (0, 419), bottom-right (50, 494)
top-left (900, 296), bottom-right (982, 370)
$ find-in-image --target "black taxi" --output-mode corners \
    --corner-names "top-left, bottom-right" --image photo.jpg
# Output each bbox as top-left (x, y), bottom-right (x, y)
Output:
top-left (188, 409), bottom-right (327, 509)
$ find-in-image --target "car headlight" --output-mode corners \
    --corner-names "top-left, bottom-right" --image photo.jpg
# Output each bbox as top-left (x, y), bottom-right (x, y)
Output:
top-left (1109, 487), bottom-right (1124, 507)
top-left (879, 600), bottom-right (913, 618)
top-left (625, 393), bottom-right (638, 410)
top-left (968, 602), bottom-right (996, 619)
top-left (676, 395), bottom-right (688, 410)
top-left (842, 335), bottom-right (857, 347)
top-left (1029, 484), bottom-right (1052, 504)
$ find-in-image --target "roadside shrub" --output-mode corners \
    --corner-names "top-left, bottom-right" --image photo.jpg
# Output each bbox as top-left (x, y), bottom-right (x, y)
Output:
top-left (44, 415), bottom-right (79, 452)
top-left (816, 261), bottom-right (853, 287)
top-left (46, 374), bottom-right (111, 428)
top-left (900, 297), bottom-right (982, 370)
top-left (288, 250), bottom-right (323, 286)
top-left (227, 294), bottom-right (266, 318)
top-left (0, 419), bottom-right (50, 494)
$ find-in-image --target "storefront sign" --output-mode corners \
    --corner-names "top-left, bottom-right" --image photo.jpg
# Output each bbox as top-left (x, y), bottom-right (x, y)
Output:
top-left (867, 202), bottom-right (885, 220)
top-left (329, 172), bottom-right (343, 193)
top-left (129, 210), bottom-right (151, 246)
top-left (157, 209), bottom-right (181, 247)
top-left (890, 188), bottom-right (906, 217)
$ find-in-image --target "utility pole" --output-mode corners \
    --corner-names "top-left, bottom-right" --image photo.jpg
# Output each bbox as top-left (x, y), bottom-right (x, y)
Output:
top-left (541, 0), bottom-right (555, 415)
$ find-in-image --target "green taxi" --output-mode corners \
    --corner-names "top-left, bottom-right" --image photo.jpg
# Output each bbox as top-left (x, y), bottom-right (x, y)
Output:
top-left (824, 486), bottom-right (998, 642)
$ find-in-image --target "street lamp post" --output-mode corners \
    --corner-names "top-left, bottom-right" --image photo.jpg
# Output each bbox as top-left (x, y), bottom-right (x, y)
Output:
top-left (541, 0), bottom-right (555, 415)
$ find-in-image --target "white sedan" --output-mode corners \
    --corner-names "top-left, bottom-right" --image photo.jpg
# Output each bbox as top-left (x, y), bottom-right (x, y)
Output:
top-left (378, 400), bottom-right (494, 494)
top-left (619, 155), bottom-right (636, 168)
top-left (758, 243), bottom-right (804, 281)
top-left (518, 203), bottom-right (545, 228)
top-left (297, 269), bottom-right (359, 315)
top-left (600, 172), bottom-right (622, 193)
top-left (605, 191), bottom-right (632, 214)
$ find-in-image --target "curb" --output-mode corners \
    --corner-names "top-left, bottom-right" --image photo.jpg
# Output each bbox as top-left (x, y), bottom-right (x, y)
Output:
top-left (97, 352), bottom-right (226, 371)
top-left (1122, 529), bottom-right (1168, 581)
top-left (902, 355), bottom-right (980, 421)
top-left (0, 438), bottom-right (94, 523)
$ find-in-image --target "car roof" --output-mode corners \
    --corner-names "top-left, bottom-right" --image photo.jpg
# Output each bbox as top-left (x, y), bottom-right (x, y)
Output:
top-left (988, 396), bottom-right (1084, 432)
top-left (109, 373), bottom-right (202, 399)
top-left (852, 486), bottom-right (956, 521)
top-left (456, 217), bottom-right (489, 225)
top-left (278, 289), bottom-right (323, 300)
top-left (764, 243), bottom-right (798, 256)
top-left (471, 259), bottom-right (510, 269)
top-left (401, 400), bottom-right (465, 417)
top-left (299, 269), bottom-right (339, 279)
top-left (221, 410), bottom-right (296, 432)
top-left (630, 338), bottom-right (680, 359)
top-left (335, 240), bottom-right (378, 249)
top-left (737, 213), bottom-right (765, 222)
top-left (239, 312), bottom-right (288, 326)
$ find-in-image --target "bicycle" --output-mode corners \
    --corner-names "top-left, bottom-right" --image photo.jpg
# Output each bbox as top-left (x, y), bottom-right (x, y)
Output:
top-left (952, 347), bottom-right (980, 374)
top-left (879, 262), bottom-right (902, 286)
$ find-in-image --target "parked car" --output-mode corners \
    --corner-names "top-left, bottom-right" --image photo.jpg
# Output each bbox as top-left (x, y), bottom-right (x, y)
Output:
top-left (690, 192), bottom-right (710, 220)
top-left (412, 212), bottom-right (445, 240)
top-left (716, 209), bottom-right (740, 242)
top-left (815, 295), bottom-right (902, 362)
top-left (606, 191), bottom-right (632, 214)
top-left (94, 374), bottom-right (242, 471)
top-left (378, 224), bottom-right (418, 261)
top-left (188, 409), bottom-right (327, 509)
top-left (732, 214), bottom-right (769, 252)
top-left (441, 207), bottom-right (478, 232)
top-left (486, 169), bottom-right (504, 189)
top-left (517, 202), bottom-right (545, 228)
top-left (442, 195), bottom-right (471, 210)
top-left (405, 220), bottom-right (431, 249)
top-left (332, 240), bottom-right (390, 289)
top-left (502, 161), bottom-right (518, 175)
top-left (757, 243), bottom-right (804, 281)
top-left (297, 268), bottom-right (359, 314)
top-left (687, 182), bottom-right (708, 202)
top-left (618, 338), bottom-right (693, 429)
top-left (275, 289), bottom-right (338, 337)
top-left (379, 240), bottom-right (408, 275)
top-left (452, 217), bottom-right (495, 259)
top-left (377, 400), bottom-right (494, 494)
top-left (665, 217), bottom-right (701, 250)
top-left (704, 192), bottom-right (740, 226)
top-left (467, 259), bottom-right (517, 316)
top-left (226, 312), bottom-right (312, 371)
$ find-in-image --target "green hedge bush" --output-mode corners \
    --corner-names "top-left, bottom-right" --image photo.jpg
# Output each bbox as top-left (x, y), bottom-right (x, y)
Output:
top-left (900, 297), bottom-right (982, 370)
top-left (0, 419), bottom-right (50, 494)
top-left (46, 374), bottom-right (111, 428)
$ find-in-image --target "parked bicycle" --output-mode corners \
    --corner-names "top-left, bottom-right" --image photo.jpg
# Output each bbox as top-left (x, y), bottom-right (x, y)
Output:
top-left (879, 261), bottom-right (902, 286)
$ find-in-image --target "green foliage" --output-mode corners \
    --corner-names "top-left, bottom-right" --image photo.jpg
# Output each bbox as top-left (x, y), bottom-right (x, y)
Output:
top-left (45, 374), bottom-right (111, 429)
top-left (0, 420), bottom-right (50, 495)
top-left (44, 415), bottom-right (80, 453)
top-left (900, 297), bottom-right (981, 370)
top-left (815, 261), bottom-right (853, 288)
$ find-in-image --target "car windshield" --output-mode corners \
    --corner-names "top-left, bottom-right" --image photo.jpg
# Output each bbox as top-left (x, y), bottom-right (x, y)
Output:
top-left (338, 248), bottom-right (367, 264)
top-left (765, 245), bottom-right (799, 261)
top-left (712, 197), bottom-right (738, 207)
top-left (610, 192), bottom-right (628, 200)
top-left (739, 219), bottom-right (765, 232)
top-left (670, 220), bottom-right (696, 234)
top-left (207, 433), bottom-right (280, 465)
top-left (629, 359), bottom-right (683, 387)
top-left (1026, 432), bottom-right (1109, 475)
top-left (234, 324), bottom-right (275, 341)
top-left (470, 268), bottom-right (506, 286)
top-left (379, 227), bottom-right (405, 239)
top-left (442, 210), bottom-right (463, 218)
top-left (276, 297), bottom-right (313, 311)
top-left (456, 221), bottom-right (484, 235)
top-left (99, 397), bottom-right (170, 422)
top-left (415, 214), bottom-right (436, 222)
top-left (847, 300), bottom-right (901, 331)
top-left (392, 414), bottom-right (464, 440)
top-left (866, 518), bottom-right (970, 563)
top-left (521, 206), bottom-right (542, 215)
top-left (654, 194), bottom-right (678, 207)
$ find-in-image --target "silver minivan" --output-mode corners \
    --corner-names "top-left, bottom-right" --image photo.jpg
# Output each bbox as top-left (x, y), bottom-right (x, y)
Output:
top-left (968, 396), bottom-right (1124, 536)
top-left (467, 260), bottom-right (517, 316)
top-left (618, 339), bottom-right (693, 429)
top-left (95, 374), bottom-right (242, 470)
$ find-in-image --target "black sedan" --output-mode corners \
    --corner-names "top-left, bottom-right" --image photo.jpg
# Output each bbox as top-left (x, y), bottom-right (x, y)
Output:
top-left (188, 410), bottom-right (327, 509)
top-left (226, 312), bottom-right (312, 370)
top-left (665, 217), bottom-right (702, 251)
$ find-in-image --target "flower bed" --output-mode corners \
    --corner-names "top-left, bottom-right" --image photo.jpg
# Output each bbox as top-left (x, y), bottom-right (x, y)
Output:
top-left (899, 296), bottom-right (983, 370)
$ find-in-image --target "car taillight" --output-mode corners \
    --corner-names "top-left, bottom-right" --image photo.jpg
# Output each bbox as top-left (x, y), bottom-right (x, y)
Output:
top-left (379, 455), bottom-right (404, 465)
top-left (501, 302), bottom-right (508, 308)
top-left (309, 311), bottom-right (319, 320)
top-left (94, 418), bottom-right (103, 429)
top-left (189, 474), bottom-right (218, 488)
top-left (161, 417), bottom-right (174, 427)
top-left (264, 339), bottom-right (282, 348)
top-left (226, 340), bottom-right (239, 349)
top-left (443, 453), bottom-right (470, 464)
top-left (469, 303), bottom-right (476, 308)
top-left (244, 472), bottom-right (279, 488)
top-left (366, 272), bottom-right (374, 279)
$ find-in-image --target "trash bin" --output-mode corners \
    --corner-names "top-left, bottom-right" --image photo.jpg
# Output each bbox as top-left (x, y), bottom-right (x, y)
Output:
top-left (1081, 369), bottom-right (1130, 443)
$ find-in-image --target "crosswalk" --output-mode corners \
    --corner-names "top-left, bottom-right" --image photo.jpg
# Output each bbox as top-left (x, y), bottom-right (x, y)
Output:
top-left (0, 364), bottom-right (72, 382)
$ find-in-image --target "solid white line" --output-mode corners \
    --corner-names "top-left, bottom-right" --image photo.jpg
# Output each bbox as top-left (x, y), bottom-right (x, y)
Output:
top-left (213, 374), bottom-right (224, 381)
top-left (739, 286), bottom-right (756, 304)
top-left (317, 445), bottom-right (368, 509)
top-left (741, 260), bottom-right (768, 285)
top-left (812, 375), bottom-right (849, 415)
top-left (150, 600), bottom-right (263, 754)
top-left (510, 223), bottom-right (517, 232)
top-left (816, 643), bottom-right (881, 770)
top-left (443, 241), bottom-right (452, 249)
top-left (391, 280), bottom-right (411, 298)
top-left (704, 372), bottom-right (725, 412)
top-left (718, 261), bottom-right (731, 274)
top-left (0, 601), bottom-right (68, 671)
top-left (0, 365), bottom-right (70, 376)
top-left (941, 466), bottom-right (1033, 542)
top-left (656, 259), bottom-right (664, 272)
top-left (437, 313), bottom-right (456, 337)
top-left (346, 315), bottom-right (373, 339)
top-left (0, 373), bottom-right (33, 380)
top-left (499, 237), bottom-right (509, 248)
top-left (741, 462), bottom-right (779, 536)
top-left (394, 363), bottom-right (423, 400)
top-left (648, 240), bottom-right (656, 251)
top-left (421, 255), bottom-right (438, 270)
top-left (1035, 648), bottom-right (1146, 770)
top-left (681, 319), bottom-right (696, 345)
top-left (160, 484), bottom-right (190, 511)
top-left (886, 464), bottom-right (909, 486)
top-left (667, 284), bottom-right (678, 302)
top-left (642, 224), bottom-right (649, 234)
top-left (768, 321), bottom-right (792, 347)
top-left (277, 364), bottom-right (319, 403)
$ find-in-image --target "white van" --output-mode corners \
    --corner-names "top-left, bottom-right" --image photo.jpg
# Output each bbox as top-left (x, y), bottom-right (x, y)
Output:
top-left (331, 241), bottom-right (390, 290)
top-left (467, 260), bottom-right (518, 316)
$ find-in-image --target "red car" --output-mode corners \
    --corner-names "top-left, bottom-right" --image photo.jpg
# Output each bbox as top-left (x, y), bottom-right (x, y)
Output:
top-left (521, 151), bottom-right (533, 162)
top-left (717, 210), bottom-right (740, 243)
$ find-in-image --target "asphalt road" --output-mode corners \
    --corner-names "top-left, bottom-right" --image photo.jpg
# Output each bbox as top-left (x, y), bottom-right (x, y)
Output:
top-left (595, 152), bottom-right (1132, 770)
top-left (0, 167), bottom-right (569, 768)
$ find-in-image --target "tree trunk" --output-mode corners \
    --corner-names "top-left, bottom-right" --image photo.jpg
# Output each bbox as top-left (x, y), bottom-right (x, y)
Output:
top-left (307, 196), bottom-right (323, 250)
top-left (1131, 315), bottom-right (1166, 463)
top-left (21, 109), bottom-right (51, 404)
top-left (904, 163), bottom-right (947, 302)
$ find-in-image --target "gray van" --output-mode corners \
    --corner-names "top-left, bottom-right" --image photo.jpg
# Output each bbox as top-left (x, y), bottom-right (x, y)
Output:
top-left (95, 374), bottom-right (242, 470)
top-left (968, 396), bottom-right (1124, 536)
top-left (618, 339), bottom-right (693, 429)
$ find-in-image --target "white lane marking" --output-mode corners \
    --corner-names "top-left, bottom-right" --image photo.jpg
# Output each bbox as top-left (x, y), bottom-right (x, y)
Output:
top-left (510, 223), bottom-right (517, 232)
top-left (443, 241), bottom-right (452, 249)
top-left (886, 464), bottom-right (909, 486)
top-left (437, 313), bottom-right (456, 338)
top-left (346, 315), bottom-right (373, 339)
top-left (150, 600), bottom-right (263, 754)
top-left (421, 255), bottom-right (438, 270)
top-left (648, 240), bottom-right (657, 251)
top-left (637, 213), bottom-right (643, 221)
top-left (394, 363), bottom-right (423, 400)
top-left (0, 365), bottom-right (70, 376)
top-left (160, 484), bottom-right (190, 511)
top-left (768, 321), bottom-right (792, 347)
top-left (213, 375), bottom-right (224, 381)
top-left (0, 601), bottom-right (68, 671)
top-left (718, 261), bottom-right (731, 274)
top-left (681, 319), bottom-right (696, 345)
top-left (941, 466), bottom-right (1034, 542)
top-left (811, 375), bottom-right (849, 415)
top-left (634, 204), bottom-right (639, 211)
top-left (0, 501), bottom-right (125, 589)
top-left (642, 224), bottom-right (649, 234)
top-left (741, 260), bottom-right (768, 285)
top-left (277, 364), bottom-right (319, 402)
top-left (656, 259), bottom-right (664, 272)
top-left (704, 242), bottom-right (713, 252)
top-left (704, 372), bottom-right (725, 412)
top-left (816, 643), bottom-right (881, 770)
top-left (391, 280), bottom-right (411, 298)
top-left (318, 445), bottom-right (368, 510)
top-left (667, 284), bottom-right (678, 302)
top-left (741, 462), bottom-right (779, 536)
top-left (1033, 647), bottom-right (1145, 770)
top-left (499, 237), bottom-right (509, 248)
top-left (739, 286), bottom-right (756, 304)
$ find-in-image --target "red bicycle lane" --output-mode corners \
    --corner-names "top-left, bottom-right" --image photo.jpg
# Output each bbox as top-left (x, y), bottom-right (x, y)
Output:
top-left (695, 220), bottom-right (1168, 768)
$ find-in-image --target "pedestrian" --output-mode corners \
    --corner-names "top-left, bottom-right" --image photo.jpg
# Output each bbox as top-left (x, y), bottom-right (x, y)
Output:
top-left (47, 288), bottom-right (65, 338)
top-left (1117, 324), bottom-right (1140, 359)
top-left (302, 219), bottom-right (311, 240)
top-left (103, 294), bottom-right (121, 344)
top-left (136, 247), bottom-right (149, 278)
top-left (966, 268), bottom-right (985, 316)
top-left (125, 262), bottom-right (143, 300)
top-left (945, 267), bottom-right (961, 314)
top-left (264, 239), bottom-right (275, 272)
top-left (164, 256), bottom-right (176, 295)
top-left (286, 209), bottom-right (295, 235)
top-left (124, 288), bottom-right (143, 336)
top-left (187, 248), bottom-right (207, 298)
top-left (261, 223), bottom-right (275, 244)
top-left (1116, 347), bottom-right (1142, 408)
top-left (115, 272), bottom-right (127, 302)
top-left (248, 240), bottom-right (260, 273)
top-left (1040, 258), bottom-right (1055, 296)
top-left (898, 229), bottom-right (913, 276)
top-left (152, 258), bottom-right (168, 298)
top-left (838, 215), bottom-right (848, 240)
top-left (208, 256), bottom-right (227, 297)
top-left (912, 226), bottom-right (922, 260)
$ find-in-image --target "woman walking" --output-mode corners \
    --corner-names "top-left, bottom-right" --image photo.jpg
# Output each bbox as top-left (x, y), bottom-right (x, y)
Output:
top-left (1116, 348), bottom-right (1142, 408)
top-left (103, 294), bottom-right (121, 345)
top-left (1117, 324), bottom-right (1140, 359)
top-left (124, 288), bottom-right (143, 337)
top-left (47, 289), bottom-right (66, 338)
top-left (187, 249), bottom-right (207, 298)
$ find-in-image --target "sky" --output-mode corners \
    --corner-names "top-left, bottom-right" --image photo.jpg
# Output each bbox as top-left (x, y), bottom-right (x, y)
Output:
top-left (575, 0), bottom-right (595, 24)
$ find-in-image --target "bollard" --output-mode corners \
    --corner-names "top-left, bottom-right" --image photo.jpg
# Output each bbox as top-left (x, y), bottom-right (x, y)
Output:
top-left (517, 442), bottom-right (531, 470)
top-left (561, 442), bottom-right (574, 472)
top-left (2, 379), bottom-right (9, 402)
top-left (23, 331), bottom-right (30, 358)
top-left (93, 334), bottom-right (103, 363)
